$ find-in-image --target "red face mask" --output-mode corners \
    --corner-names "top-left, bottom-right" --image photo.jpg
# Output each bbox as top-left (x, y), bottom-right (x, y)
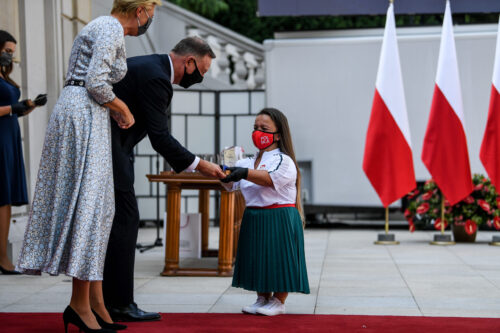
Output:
top-left (252, 130), bottom-right (277, 150)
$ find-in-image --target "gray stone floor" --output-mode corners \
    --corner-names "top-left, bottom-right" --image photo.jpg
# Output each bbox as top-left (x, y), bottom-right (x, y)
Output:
top-left (2, 227), bottom-right (500, 318)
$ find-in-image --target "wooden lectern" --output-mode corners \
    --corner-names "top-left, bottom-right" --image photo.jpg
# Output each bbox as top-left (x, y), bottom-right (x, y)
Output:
top-left (147, 171), bottom-right (235, 277)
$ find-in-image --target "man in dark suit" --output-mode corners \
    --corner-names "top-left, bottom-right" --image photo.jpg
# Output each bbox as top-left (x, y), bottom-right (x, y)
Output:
top-left (103, 37), bottom-right (225, 322)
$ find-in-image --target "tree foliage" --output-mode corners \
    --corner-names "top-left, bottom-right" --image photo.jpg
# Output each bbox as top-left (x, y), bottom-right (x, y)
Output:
top-left (167, 0), bottom-right (499, 43)
top-left (168, 0), bottom-right (229, 19)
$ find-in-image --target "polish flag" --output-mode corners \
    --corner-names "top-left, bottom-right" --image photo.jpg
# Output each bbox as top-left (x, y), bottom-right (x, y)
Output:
top-left (480, 17), bottom-right (500, 191)
top-left (421, 0), bottom-right (473, 206)
top-left (363, 2), bottom-right (416, 208)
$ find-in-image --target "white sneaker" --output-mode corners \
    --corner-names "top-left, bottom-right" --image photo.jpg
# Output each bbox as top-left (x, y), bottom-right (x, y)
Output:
top-left (242, 296), bottom-right (268, 314)
top-left (255, 296), bottom-right (286, 316)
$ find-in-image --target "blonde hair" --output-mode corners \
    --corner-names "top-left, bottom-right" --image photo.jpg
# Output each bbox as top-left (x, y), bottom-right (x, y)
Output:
top-left (111, 0), bottom-right (162, 15)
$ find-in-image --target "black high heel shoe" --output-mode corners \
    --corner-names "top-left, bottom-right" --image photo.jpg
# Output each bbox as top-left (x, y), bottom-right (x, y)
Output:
top-left (92, 309), bottom-right (127, 331)
top-left (62, 306), bottom-right (116, 333)
top-left (0, 264), bottom-right (21, 275)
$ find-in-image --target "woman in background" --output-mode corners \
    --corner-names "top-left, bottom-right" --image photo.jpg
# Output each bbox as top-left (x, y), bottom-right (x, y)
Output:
top-left (222, 108), bottom-right (310, 316)
top-left (0, 30), bottom-right (47, 275)
top-left (16, 1), bottom-right (160, 332)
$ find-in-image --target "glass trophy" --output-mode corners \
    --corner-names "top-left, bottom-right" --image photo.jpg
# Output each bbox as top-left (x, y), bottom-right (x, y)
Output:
top-left (220, 146), bottom-right (244, 168)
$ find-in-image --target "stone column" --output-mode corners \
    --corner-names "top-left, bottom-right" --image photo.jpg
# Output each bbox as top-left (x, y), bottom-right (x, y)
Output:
top-left (231, 49), bottom-right (248, 88)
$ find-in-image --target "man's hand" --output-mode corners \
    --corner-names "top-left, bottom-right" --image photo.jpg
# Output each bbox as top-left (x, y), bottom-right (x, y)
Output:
top-left (196, 159), bottom-right (226, 179)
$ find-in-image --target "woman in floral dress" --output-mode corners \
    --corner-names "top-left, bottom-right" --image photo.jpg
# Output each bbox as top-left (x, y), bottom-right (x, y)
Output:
top-left (16, 1), bottom-right (161, 332)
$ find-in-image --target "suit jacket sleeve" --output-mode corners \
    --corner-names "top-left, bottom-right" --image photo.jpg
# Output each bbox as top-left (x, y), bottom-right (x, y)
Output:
top-left (137, 78), bottom-right (196, 172)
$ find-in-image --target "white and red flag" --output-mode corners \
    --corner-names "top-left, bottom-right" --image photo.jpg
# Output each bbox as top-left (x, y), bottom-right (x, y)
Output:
top-left (421, 0), bottom-right (473, 206)
top-left (363, 2), bottom-right (416, 207)
top-left (480, 17), bottom-right (500, 191)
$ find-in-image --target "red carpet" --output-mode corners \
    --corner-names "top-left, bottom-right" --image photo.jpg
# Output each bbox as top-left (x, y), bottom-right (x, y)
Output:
top-left (2, 313), bottom-right (500, 332)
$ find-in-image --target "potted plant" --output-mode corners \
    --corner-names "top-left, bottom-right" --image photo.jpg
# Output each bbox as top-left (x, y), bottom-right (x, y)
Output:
top-left (404, 174), bottom-right (500, 242)
top-left (448, 174), bottom-right (500, 242)
top-left (404, 179), bottom-right (445, 232)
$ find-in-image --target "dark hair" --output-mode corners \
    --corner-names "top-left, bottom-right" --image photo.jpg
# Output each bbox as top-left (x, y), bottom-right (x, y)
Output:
top-left (0, 30), bottom-right (18, 88)
top-left (258, 108), bottom-right (305, 224)
top-left (171, 36), bottom-right (216, 59)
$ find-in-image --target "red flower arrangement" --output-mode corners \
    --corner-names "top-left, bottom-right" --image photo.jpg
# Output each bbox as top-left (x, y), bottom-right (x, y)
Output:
top-left (416, 202), bottom-right (430, 214)
top-left (405, 174), bottom-right (500, 234)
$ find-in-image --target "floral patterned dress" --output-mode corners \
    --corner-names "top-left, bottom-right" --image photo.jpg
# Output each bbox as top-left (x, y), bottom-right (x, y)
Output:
top-left (16, 16), bottom-right (127, 281)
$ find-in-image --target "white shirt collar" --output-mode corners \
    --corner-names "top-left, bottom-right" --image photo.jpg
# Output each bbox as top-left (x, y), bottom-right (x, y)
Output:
top-left (254, 148), bottom-right (281, 159)
top-left (168, 55), bottom-right (174, 84)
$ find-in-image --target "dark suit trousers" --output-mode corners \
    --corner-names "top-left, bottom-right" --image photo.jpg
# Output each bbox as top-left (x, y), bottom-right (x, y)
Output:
top-left (103, 187), bottom-right (140, 307)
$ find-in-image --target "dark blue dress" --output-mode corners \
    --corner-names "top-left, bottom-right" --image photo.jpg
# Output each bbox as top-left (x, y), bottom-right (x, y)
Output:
top-left (0, 77), bottom-right (28, 206)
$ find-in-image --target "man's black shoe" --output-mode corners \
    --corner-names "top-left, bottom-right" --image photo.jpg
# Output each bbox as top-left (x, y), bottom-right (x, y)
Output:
top-left (108, 303), bottom-right (161, 322)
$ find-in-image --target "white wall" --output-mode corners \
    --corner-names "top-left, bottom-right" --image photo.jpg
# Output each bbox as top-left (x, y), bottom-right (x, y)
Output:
top-left (7, 0), bottom-right (66, 216)
top-left (0, 0), bottom-right (92, 218)
top-left (265, 24), bottom-right (498, 206)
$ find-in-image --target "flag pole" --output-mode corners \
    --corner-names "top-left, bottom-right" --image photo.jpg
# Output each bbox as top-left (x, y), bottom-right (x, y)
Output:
top-left (373, 0), bottom-right (400, 246)
top-left (375, 206), bottom-right (399, 245)
top-left (423, 0), bottom-right (459, 246)
top-left (385, 207), bottom-right (389, 234)
top-left (441, 198), bottom-right (445, 235)
top-left (430, 191), bottom-right (455, 245)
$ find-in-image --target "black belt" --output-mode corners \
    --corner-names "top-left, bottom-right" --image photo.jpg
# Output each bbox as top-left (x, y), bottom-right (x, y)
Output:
top-left (65, 79), bottom-right (85, 87)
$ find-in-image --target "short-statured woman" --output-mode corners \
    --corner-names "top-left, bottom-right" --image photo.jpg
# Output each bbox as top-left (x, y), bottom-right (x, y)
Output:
top-left (16, 1), bottom-right (160, 332)
top-left (221, 108), bottom-right (310, 316)
top-left (0, 30), bottom-right (47, 275)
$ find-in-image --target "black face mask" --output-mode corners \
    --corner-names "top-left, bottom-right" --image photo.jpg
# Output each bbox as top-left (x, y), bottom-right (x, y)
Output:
top-left (0, 52), bottom-right (12, 67)
top-left (137, 9), bottom-right (152, 36)
top-left (179, 59), bottom-right (204, 89)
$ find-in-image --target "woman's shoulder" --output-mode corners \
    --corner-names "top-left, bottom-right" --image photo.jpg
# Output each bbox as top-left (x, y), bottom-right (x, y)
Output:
top-left (88, 15), bottom-right (120, 26)
top-left (0, 77), bottom-right (13, 88)
top-left (281, 153), bottom-right (294, 164)
top-left (267, 150), bottom-right (292, 163)
top-left (85, 16), bottom-right (123, 37)
top-left (268, 152), bottom-right (295, 172)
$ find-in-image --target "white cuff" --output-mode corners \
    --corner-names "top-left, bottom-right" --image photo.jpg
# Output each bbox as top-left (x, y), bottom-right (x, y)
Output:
top-left (183, 156), bottom-right (200, 173)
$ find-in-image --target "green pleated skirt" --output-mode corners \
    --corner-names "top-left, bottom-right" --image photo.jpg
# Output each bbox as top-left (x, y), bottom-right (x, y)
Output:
top-left (232, 207), bottom-right (310, 294)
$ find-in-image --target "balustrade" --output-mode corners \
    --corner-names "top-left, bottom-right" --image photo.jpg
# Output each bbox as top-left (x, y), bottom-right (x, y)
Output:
top-left (165, 2), bottom-right (265, 90)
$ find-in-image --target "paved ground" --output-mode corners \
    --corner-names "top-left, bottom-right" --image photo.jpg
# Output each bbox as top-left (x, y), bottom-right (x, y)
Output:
top-left (1, 227), bottom-right (500, 317)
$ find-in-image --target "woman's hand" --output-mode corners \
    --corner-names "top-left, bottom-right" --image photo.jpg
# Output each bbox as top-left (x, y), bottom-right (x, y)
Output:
top-left (110, 109), bottom-right (124, 126)
top-left (119, 108), bottom-right (135, 129)
top-left (221, 168), bottom-right (274, 187)
top-left (112, 107), bottom-right (135, 129)
top-left (33, 94), bottom-right (47, 107)
top-left (18, 94), bottom-right (48, 117)
top-left (11, 99), bottom-right (35, 117)
top-left (22, 99), bottom-right (36, 116)
top-left (105, 97), bottom-right (135, 129)
top-left (221, 167), bottom-right (248, 183)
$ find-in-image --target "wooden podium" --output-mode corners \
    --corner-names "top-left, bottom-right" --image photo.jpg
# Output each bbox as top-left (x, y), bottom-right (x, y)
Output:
top-left (147, 171), bottom-right (235, 277)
